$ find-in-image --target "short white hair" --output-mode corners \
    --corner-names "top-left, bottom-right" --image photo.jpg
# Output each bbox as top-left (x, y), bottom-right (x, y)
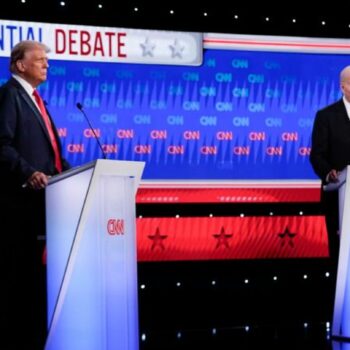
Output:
top-left (340, 66), bottom-right (350, 82)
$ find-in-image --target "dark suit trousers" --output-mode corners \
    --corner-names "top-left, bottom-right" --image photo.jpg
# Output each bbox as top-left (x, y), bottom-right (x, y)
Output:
top-left (0, 190), bottom-right (47, 349)
top-left (321, 189), bottom-right (340, 266)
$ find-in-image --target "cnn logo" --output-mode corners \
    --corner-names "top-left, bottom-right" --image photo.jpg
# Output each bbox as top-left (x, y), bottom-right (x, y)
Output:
top-left (107, 219), bottom-right (125, 235)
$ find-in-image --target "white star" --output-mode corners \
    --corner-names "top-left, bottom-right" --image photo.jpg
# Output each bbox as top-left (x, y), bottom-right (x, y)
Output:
top-left (169, 39), bottom-right (185, 59)
top-left (140, 38), bottom-right (156, 57)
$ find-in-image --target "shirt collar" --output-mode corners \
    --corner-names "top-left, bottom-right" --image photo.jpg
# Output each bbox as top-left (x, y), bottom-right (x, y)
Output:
top-left (343, 96), bottom-right (350, 120)
top-left (12, 74), bottom-right (35, 96)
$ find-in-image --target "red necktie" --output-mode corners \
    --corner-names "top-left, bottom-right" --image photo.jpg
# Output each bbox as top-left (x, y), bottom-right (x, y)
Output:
top-left (33, 89), bottom-right (62, 173)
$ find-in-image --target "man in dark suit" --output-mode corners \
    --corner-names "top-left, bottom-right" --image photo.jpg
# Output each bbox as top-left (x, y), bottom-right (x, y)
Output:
top-left (310, 65), bottom-right (350, 268)
top-left (0, 40), bottom-right (70, 349)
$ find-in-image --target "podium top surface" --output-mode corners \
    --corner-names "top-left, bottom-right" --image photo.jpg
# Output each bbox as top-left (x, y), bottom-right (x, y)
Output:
top-left (48, 160), bottom-right (96, 185)
top-left (48, 159), bottom-right (145, 192)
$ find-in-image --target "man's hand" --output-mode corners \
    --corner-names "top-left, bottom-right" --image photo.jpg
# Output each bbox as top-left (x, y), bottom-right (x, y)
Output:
top-left (26, 171), bottom-right (49, 189)
top-left (326, 169), bottom-right (339, 183)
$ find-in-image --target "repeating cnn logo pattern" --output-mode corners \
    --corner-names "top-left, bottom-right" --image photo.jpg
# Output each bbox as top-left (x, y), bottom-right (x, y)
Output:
top-left (107, 219), bottom-right (125, 235)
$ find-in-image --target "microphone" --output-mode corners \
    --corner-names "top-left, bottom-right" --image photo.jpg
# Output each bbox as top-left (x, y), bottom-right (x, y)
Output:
top-left (76, 102), bottom-right (107, 159)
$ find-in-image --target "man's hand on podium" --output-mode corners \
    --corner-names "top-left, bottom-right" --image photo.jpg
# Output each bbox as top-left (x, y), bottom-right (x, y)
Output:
top-left (25, 171), bottom-right (50, 189)
top-left (326, 169), bottom-right (340, 183)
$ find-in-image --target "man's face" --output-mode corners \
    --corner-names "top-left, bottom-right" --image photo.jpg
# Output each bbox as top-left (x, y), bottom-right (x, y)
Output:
top-left (341, 77), bottom-right (350, 103)
top-left (18, 47), bottom-right (49, 87)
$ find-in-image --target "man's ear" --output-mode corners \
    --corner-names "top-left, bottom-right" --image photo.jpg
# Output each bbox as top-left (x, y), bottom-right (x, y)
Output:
top-left (16, 60), bottom-right (25, 73)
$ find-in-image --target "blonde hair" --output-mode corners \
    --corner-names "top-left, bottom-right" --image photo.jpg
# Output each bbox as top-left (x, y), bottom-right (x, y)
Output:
top-left (10, 40), bottom-right (50, 73)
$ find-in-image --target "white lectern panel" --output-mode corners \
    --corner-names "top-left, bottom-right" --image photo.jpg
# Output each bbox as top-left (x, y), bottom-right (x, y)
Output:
top-left (332, 341), bottom-right (350, 350)
top-left (46, 167), bottom-right (94, 327)
top-left (45, 160), bottom-right (143, 350)
top-left (334, 168), bottom-right (350, 338)
top-left (324, 167), bottom-right (350, 339)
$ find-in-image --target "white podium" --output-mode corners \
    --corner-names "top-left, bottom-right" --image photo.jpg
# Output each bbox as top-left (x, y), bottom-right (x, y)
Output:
top-left (44, 159), bottom-right (145, 350)
top-left (324, 166), bottom-right (350, 339)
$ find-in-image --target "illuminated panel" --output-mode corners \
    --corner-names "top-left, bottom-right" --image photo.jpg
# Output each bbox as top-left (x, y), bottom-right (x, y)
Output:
top-left (46, 168), bottom-right (94, 329)
top-left (1, 32), bottom-right (349, 182)
top-left (136, 216), bottom-right (328, 261)
top-left (46, 165), bottom-right (139, 350)
top-left (137, 180), bottom-right (321, 203)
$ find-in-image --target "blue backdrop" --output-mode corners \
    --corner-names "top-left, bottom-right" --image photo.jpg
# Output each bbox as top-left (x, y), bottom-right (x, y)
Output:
top-left (0, 48), bottom-right (346, 180)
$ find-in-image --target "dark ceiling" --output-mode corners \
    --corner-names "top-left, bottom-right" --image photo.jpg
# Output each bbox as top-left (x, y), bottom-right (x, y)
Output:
top-left (2, 1), bottom-right (350, 39)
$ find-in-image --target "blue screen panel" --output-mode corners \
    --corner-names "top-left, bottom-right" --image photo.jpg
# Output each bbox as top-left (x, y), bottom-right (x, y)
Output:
top-left (0, 48), bottom-right (346, 180)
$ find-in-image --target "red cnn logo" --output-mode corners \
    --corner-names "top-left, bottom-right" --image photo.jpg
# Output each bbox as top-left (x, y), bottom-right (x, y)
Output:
top-left (107, 219), bottom-right (125, 235)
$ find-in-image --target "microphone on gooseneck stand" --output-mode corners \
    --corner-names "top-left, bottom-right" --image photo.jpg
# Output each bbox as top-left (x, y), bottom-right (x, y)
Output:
top-left (76, 102), bottom-right (107, 159)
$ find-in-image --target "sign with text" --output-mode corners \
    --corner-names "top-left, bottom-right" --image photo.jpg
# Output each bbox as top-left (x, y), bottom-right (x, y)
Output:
top-left (0, 19), bottom-right (202, 65)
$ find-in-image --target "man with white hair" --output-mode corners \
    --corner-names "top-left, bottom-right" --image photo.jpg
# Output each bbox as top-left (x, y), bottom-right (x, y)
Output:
top-left (310, 66), bottom-right (350, 267)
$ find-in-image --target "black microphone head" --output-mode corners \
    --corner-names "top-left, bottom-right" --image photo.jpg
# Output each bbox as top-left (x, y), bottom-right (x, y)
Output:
top-left (75, 101), bottom-right (107, 159)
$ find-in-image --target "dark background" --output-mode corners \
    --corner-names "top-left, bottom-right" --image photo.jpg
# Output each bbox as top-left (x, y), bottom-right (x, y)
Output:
top-left (2, 2), bottom-right (345, 348)
top-left (2, 1), bottom-right (350, 39)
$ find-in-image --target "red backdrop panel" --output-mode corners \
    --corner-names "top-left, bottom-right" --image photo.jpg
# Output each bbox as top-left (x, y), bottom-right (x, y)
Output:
top-left (136, 187), bottom-right (321, 203)
top-left (136, 216), bottom-right (328, 261)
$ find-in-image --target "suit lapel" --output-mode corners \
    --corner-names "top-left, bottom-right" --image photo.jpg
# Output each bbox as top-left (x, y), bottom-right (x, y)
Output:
top-left (13, 79), bottom-right (52, 143)
top-left (335, 99), bottom-right (349, 122)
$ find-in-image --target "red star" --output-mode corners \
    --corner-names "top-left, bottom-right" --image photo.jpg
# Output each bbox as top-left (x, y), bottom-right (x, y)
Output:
top-left (148, 227), bottom-right (168, 251)
top-left (213, 226), bottom-right (233, 249)
top-left (278, 227), bottom-right (297, 247)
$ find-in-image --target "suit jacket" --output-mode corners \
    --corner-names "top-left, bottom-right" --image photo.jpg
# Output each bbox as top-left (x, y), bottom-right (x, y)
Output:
top-left (0, 77), bottom-right (70, 196)
top-left (310, 99), bottom-right (350, 182)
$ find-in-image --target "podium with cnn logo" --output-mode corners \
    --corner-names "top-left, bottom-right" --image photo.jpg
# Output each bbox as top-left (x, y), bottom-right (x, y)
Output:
top-left (44, 159), bottom-right (145, 350)
top-left (324, 166), bottom-right (350, 339)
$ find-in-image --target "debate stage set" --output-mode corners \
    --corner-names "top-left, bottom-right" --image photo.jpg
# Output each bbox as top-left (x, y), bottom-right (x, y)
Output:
top-left (2, 6), bottom-right (350, 349)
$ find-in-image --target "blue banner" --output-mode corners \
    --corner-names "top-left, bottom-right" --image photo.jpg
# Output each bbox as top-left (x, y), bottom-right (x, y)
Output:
top-left (0, 48), bottom-right (347, 180)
